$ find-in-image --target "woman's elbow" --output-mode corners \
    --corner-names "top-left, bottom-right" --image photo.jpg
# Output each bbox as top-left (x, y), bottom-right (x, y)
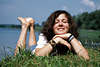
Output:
top-left (78, 50), bottom-right (90, 60)
top-left (84, 51), bottom-right (90, 60)
top-left (34, 49), bottom-right (45, 56)
top-left (34, 52), bottom-right (42, 56)
top-left (34, 50), bottom-right (41, 56)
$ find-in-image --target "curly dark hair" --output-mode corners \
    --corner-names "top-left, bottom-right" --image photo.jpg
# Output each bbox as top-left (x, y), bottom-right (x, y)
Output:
top-left (41, 10), bottom-right (79, 41)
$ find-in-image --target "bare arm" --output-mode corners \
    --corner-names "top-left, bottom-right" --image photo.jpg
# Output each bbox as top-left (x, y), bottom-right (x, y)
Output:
top-left (35, 33), bottom-right (89, 60)
top-left (52, 33), bottom-right (90, 60)
top-left (70, 38), bottom-right (89, 60)
top-left (35, 43), bottom-right (53, 56)
top-left (35, 37), bottom-right (71, 56)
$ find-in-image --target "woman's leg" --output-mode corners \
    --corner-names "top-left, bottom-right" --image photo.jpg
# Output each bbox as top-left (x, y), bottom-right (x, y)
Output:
top-left (14, 17), bottom-right (30, 56)
top-left (28, 19), bottom-right (36, 47)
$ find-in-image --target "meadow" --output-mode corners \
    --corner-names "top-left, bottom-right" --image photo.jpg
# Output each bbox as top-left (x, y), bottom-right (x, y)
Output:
top-left (0, 29), bottom-right (100, 67)
top-left (0, 48), bottom-right (100, 67)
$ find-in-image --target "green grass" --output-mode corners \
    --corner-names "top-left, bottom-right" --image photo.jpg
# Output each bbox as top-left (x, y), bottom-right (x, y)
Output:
top-left (0, 48), bottom-right (100, 67)
top-left (78, 29), bottom-right (100, 49)
top-left (79, 29), bottom-right (100, 42)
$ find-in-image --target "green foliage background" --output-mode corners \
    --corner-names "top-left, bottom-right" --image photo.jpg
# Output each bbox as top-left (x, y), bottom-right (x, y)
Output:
top-left (73, 10), bottom-right (100, 30)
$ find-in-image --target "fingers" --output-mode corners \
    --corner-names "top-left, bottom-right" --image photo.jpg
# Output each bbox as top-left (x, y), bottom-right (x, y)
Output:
top-left (60, 38), bottom-right (71, 50)
top-left (53, 33), bottom-right (71, 39)
top-left (53, 37), bottom-right (71, 50)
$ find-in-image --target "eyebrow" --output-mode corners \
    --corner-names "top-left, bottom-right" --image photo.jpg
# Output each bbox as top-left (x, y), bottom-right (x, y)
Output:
top-left (56, 18), bottom-right (67, 21)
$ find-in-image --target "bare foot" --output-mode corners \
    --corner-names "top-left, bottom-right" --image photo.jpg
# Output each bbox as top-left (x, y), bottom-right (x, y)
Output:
top-left (25, 17), bottom-right (35, 26)
top-left (17, 17), bottom-right (30, 27)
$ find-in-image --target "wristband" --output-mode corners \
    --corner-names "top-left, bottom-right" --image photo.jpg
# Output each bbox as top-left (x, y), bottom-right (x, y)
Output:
top-left (48, 40), bottom-right (56, 48)
top-left (67, 35), bottom-right (74, 43)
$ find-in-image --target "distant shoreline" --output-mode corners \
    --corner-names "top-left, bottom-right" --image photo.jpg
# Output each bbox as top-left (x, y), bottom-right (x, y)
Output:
top-left (0, 24), bottom-right (42, 31)
top-left (0, 24), bottom-right (21, 29)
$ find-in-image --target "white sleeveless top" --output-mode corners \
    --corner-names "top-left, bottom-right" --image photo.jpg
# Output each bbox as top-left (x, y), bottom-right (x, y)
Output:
top-left (32, 33), bottom-right (48, 54)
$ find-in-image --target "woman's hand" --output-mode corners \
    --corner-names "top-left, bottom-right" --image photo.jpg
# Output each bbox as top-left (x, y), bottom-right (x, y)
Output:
top-left (53, 33), bottom-right (72, 40)
top-left (52, 36), bottom-right (71, 50)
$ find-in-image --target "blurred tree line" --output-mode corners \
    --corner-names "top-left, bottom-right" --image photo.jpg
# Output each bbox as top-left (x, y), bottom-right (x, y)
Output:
top-left (73, 10), bottom-right (100, 30)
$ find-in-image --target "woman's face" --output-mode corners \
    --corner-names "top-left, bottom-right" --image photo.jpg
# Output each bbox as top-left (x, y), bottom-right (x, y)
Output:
top-left (53, 13), bottom-right (69, 35)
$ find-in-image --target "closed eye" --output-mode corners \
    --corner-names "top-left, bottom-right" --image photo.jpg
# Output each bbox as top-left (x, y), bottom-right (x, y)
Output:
top-left (55, 20), bottom-right (59, 24)
top-left (62, 19), bottom-right (68, 23)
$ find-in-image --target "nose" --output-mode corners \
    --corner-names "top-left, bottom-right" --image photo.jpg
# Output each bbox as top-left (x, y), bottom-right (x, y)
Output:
top-left (58, 21), bottom-right (63, 26)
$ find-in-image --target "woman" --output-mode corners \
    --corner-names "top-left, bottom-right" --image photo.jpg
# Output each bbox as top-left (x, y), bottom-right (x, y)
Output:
top-left (15, 10), bottom-right (89, 60)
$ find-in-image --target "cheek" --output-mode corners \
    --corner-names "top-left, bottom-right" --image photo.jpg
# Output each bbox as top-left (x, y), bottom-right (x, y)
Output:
top-left (65, 24), bottom-right (70, 31)
top-left (67, 25), bottom-right (69, 29)
top-left (65, 23), bottom-right (69, 28)
top-left (53, 24), bottom-right (57, 29)
top-left (53, 24), bottom-right (58, 33)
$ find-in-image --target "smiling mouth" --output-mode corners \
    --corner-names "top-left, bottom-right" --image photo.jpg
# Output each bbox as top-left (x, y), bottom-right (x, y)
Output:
top-left (57, 28), bottom-right (65, 31)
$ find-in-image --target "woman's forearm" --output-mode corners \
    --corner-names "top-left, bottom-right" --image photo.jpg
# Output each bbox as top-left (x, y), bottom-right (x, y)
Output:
top-left (70, 38), bottom-right (89, 60)
top-left (35, 43), bottom-right (53, 56)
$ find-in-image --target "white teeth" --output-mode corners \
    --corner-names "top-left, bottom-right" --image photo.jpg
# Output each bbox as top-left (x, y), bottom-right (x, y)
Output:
top-left (58, 28), bottom-right (63, 31)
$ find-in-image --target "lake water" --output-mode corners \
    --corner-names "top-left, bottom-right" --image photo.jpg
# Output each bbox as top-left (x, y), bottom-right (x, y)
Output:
top-left (0, 28), bottom-right (39, 60)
